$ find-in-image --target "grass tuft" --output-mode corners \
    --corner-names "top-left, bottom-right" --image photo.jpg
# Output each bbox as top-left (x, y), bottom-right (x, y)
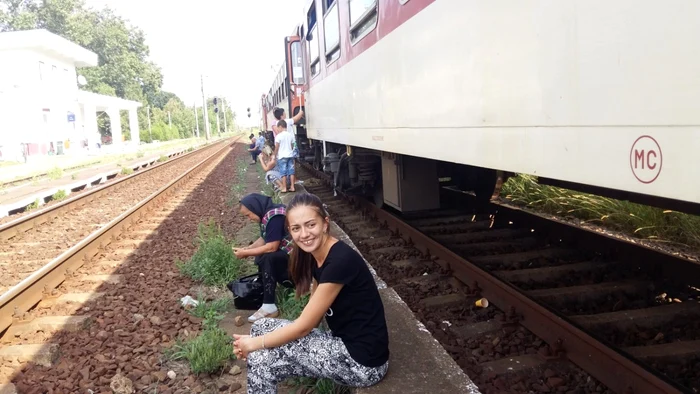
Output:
top-left (177, 219), bottom-right (243, 286)
top-left (47, 167), bottom-right (63, 180)
top-left (120, 167), bottom-right (133, 175)
top-left (52, 189), bottom-right (67, 202)
top-left (501, 174), bottom-right (700, 248)
top-left (158, 155), bottom-right (168, 163)
top-left (166, 326), bottom-right (234, 374)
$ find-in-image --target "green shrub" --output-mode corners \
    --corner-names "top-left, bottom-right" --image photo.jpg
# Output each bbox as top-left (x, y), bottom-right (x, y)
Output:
top-left (52, 189), bottom-right (67, 201)
top-left (177, 219), bottom-right (243, 286)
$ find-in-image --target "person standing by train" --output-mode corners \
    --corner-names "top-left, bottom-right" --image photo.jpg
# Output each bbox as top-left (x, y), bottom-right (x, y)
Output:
top-left (233, 193), bottom-right (389, 394)
top-left (274, 120), bottom-right (296, 193)
top-left (234, 193), bottom-right (294, 322)
top-left (272, 107), bottom-right (304, 137)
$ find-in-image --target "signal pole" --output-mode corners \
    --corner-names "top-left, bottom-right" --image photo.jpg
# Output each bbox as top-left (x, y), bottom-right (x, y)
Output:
top-left (213, 97), bottom-right (221, 137)
top-left (222, 98), bottom-right (228, 133)
top-left (200, 74), bottom-right (210, 140)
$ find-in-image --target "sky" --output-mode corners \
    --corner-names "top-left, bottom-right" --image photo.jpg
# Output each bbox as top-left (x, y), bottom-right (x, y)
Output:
top-left (84, 0), bottom-right (308, 127)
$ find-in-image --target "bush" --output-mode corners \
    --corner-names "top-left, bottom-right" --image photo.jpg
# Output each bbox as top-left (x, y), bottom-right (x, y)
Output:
top-left (167, 326), bottom-right (234, 374)
top-left (121, 167), bottom-right (133, 175)
top-left (177, 219), bottom-right (243, 286)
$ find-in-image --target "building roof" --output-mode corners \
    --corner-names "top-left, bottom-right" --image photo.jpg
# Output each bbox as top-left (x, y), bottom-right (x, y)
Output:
top-left (0, 29), bottom-right (97, 67)
top-left (77, 90), bottom-right (142, 111)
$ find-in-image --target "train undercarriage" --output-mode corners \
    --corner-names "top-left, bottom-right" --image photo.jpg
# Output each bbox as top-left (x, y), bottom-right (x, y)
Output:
top-left (297, 138), bottom-right (506, 213)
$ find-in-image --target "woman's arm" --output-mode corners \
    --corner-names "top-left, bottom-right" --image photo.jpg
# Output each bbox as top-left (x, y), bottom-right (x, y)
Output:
top-left (245, 237), bottom-right (265, 249)
top-left (235, 240), bottom-right (280, 259)
top-left (310, 279), bottom-right (318, 298)
top-left (235, 283), bottom-right (342, 356)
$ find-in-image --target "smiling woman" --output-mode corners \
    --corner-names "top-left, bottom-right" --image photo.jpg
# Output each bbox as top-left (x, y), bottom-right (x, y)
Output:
top-left (233, 192), bottom-right (390, 394)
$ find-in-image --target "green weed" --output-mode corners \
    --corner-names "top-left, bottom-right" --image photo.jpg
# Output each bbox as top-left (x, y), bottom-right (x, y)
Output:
top-left (136, 151), bottom-right (145, 158)
top-left (158, 155), bottom-right (168, 163)
top-left (25, 198), bottom-right (40, 211)
top-left (177, 219), bottom-right (243, 286)
top-left (501, 174), bottom-right (700, 248)
top-left (166, 326), bottom-right (234, 374)
top-left (188, 297), bottom-right (231, 323)
top-left (121, 167), bottom-right (134, 175)
top-left (52, 189), bottom-right (67, 201)
top-left (47, 167), bottom-right (63, 180)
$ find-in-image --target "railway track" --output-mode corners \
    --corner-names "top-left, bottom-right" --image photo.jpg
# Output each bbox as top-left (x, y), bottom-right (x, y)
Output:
top-left (298, 164), bottom-right (700, 394)
top-left (0, 140), bottom-right (227, 295)
top-left (0, 138), bottom-right (237, 390)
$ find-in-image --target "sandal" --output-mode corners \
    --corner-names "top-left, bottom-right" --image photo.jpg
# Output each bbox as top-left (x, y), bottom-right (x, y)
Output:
top-left (248, 308), bottom-right (279, 323)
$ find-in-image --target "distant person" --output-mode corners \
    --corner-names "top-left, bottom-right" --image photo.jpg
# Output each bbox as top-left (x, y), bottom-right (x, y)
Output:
top-left (233, 193), bottom-right (389, 394)
top-left (248, 133), bottom-right (261, 164)
top-left (257, 132), bottom-right (265, 149)
top-left (273, 120), bottom-right (296, 193)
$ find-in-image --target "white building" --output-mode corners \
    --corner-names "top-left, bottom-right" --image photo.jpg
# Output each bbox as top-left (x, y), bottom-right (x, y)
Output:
top-left (0, 29), bottom-right (141, 162)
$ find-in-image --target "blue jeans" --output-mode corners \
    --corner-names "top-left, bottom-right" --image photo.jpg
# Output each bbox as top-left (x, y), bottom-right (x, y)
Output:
top-left (277, 157), bottom-right (295, 177)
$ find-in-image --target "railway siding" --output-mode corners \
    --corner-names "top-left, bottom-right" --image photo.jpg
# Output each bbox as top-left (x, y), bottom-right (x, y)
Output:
top-left (0, 139), bottom-right (243, 393)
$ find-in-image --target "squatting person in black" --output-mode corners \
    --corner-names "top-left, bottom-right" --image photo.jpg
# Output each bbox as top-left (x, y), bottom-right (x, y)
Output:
top-left (233, 192), bottom-right (390, 394)
top-left (234, 193), bottom-right (294, 323)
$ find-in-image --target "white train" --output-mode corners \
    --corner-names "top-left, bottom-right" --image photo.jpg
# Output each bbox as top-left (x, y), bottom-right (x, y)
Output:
top-left (262, 0), bottom-right (700, 214)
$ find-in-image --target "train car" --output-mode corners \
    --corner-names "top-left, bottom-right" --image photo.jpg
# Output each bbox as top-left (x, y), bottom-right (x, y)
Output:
top-left (264, 0), bottom-right (700, 215)
top-left (261, 37), bottom-right (312, 152)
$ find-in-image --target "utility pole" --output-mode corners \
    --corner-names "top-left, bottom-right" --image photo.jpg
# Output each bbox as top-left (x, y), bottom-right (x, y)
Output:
top-left (194, 102), bottom-right (200, 138)
top-left (200, 74), bottom-right (210, 140)
top-left (222, 97), bottom-right (228, 133)
top-left (146, 106), bottom-right (152, 142)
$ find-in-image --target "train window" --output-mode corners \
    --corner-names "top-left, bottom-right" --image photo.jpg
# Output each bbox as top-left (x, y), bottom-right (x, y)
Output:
top-left (290, 42), bottom-right (305, 84)
top-left (323, 0), bottom-right (336, 14)
top-left (350, 0), bottom-right (377, 43)
top-left (307, 1), bottom-right (317, 31)
top-left (324, 1), bottom-right (340, 61)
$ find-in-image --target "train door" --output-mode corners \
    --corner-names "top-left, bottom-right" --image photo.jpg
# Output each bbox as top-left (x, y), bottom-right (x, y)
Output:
top-left (285, 36), bottom-right (307, 136)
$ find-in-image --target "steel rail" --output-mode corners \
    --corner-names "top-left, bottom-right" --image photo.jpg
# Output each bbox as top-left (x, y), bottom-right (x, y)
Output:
top-left (300, 162), bottom-right (681, 394)
top-left (0, 138), bottom-right (236, 336)
top-left (0, 139), bottom-right (228, 242)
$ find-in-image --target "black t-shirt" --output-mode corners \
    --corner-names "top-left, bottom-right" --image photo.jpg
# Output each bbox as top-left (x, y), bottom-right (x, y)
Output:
top-left (263, 216), bottom-right (287, 243)
top-left (313, 241), bottom-right (389, 367)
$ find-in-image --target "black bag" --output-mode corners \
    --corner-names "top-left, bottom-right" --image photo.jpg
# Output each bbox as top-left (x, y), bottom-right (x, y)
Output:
top-left (227, 274), bottom-right (264, 310)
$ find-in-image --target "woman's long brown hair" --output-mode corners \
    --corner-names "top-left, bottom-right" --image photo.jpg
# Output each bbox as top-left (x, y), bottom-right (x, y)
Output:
top-left (285, 193), bottom-right (329, 298)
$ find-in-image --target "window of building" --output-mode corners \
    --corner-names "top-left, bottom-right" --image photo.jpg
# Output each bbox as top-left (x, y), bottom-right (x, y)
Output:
top-left (324, 1), bottom-right (340, 63)
top-left (349, 0), bottom-right (378, 43)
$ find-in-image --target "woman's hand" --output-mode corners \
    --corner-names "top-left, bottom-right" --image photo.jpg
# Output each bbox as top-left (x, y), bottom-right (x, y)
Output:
top-left (232, 248), bottom-right (247, 259)
top-left (233, 334), bottom-right (258, 360)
